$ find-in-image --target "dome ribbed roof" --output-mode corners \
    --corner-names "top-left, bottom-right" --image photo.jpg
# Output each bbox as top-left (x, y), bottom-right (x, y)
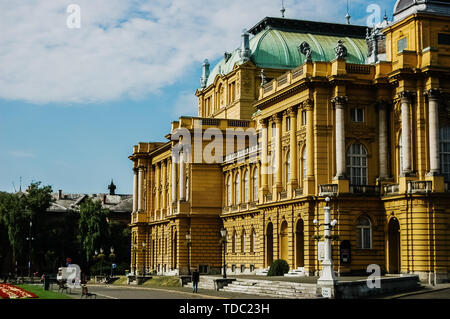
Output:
top-left (205, 19), bottom-right (368, 88)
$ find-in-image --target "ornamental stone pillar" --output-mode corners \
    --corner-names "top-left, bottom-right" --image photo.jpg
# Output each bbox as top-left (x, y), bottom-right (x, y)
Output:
top-left (133, 167), bottom-right (138, 212)
top-left (332, 96), bottom-right (348, 180)
top-left (179, 151), bottom-right (185, 200)
top-left (259, 119), bottom-right (269, 198)
top-left (426, 89), bottom-right (441, 175)
top-left (304, 99), bottom-right (316, 195)
top-left (305, 99), bottom-right (314, 178)
top-left (377, 100), bottom-right (389, 180)
top-left (399, 91), bottom-right (413, 176)
top-left (137, 166), bottom-right (145, 212)
top-left (273, 114), bottom-right (283, 194)
top-left (288, 107), bottom-right (298, 193)
top-left (171, 156), bottom-right (177, 203)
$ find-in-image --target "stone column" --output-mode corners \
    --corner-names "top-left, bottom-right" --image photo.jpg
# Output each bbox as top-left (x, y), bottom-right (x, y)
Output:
top-left (132, 167), bottom-right (138, 212)
top-left (260, 119), bottom-right (269, 195)
top-left (179, 152), bottom-right (185, 200)
top-left (400, 91), bottom-right (413, 175)
top-left (161, 161), bottom-right (167, 211)
top-left (155, 164), bottom-right (160, 211)
top-left (171, 156), bottom-right (177, 203)
top-left (137, 166), bottom-right (145, 212)
top-left (377, 101), bottom-right (389, 180)
top-left (332, 96), bottom-right (348, 179)
top-left (288, 107), bottom-right (298, 190)
top-left (305, 99), bottom-right (314, 178)
top-left (274, 114), bottom-right (282, 192)
top-left (426, 89), bottom-right (441, 175)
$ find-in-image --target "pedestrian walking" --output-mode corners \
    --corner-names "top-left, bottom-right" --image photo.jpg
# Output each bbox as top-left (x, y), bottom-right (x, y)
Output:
top-left (192, 269), bottom-right (200, 293)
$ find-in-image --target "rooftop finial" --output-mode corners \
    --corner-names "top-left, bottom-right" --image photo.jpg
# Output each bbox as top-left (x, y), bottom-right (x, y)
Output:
top-left (345, 0), bottom-right (351, 24)
top-left (281, 0), bottom-right (286, 18)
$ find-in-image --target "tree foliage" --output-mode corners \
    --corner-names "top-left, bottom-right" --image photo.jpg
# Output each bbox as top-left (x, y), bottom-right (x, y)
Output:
top-left (78, 197), bottom-right (110, 264)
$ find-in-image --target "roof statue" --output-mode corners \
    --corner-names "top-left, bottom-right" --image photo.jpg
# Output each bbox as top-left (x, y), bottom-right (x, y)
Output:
top-left (334, 40), bottom-right (348, 60)
top-left (298, 41), bottom-right (312, 62)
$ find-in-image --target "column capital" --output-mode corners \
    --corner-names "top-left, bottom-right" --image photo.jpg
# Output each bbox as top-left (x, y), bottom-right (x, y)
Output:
top-left (331, 96), bottom-right (348, 109)
top-left (137, 165), bottom-right (146, 172)
top-left (271, 113), bottom-right (282, 124)
top-left (302, 98), bottom-right (314, 111)
top-left (424, 88), bottom-right (441, 101)
top-left (259, 118), bottom-right (268, 128)
top-left (398, 91), bottom-right (415, 102)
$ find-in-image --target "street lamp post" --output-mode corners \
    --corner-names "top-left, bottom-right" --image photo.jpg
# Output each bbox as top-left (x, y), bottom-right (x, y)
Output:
top-left (26, 221), bottom-right (35, 279)
top-left (185, 231), bottom-right (191, 276)
top-left (109, 247), bottom-right (115, 277)
top-left (220, 227), bottom-right (227, 279)
top-left (142, 242), bottom-right (147, 276)
top-left (315, 197), bottom-right (338, 297)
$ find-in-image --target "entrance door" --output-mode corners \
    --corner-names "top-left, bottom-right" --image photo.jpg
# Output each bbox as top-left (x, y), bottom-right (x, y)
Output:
top-left (388, 218), bottom-right (400, 273)
top-left (280, 221), bottom-right (288, 261)
top-left (266, 223), bottom-right (273, 267)
top-left (295, 220), bottom-right (304, 267)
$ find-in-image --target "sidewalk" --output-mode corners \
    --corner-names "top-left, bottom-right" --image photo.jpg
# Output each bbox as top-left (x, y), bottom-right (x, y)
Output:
top-left (88, 283), bottom-right (278, 299)
top-left (378, 282), bottom-right (450, 299)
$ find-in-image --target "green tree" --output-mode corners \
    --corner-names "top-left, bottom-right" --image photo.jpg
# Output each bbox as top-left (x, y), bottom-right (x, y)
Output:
top-left (78, 197), bottom-right (110, 269)
top-left (0, 192), bottom-right (29, 274)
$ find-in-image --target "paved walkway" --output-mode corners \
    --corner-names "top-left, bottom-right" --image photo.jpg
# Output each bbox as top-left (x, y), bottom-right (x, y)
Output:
top-left (69, 283), bottom-right (277, 299)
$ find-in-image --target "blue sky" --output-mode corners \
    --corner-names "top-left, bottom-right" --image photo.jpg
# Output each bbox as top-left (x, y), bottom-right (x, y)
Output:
top-left (0, 0), bottom-right (395, 194)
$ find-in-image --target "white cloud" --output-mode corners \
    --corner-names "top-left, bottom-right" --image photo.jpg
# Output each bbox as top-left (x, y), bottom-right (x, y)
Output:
top-left (8, 150), bottom-right (35, 158)
top-left (0, 0), bottom-right (379, 105)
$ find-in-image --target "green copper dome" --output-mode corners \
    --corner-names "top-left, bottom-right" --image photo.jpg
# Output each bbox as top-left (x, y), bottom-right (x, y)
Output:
top-left (205, 19), bottom-right (368, 88)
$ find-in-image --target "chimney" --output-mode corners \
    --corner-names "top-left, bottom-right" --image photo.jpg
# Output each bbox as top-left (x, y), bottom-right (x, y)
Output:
top-left (200, 59), bottom-right (210, 89)
top-left (239, 29), bottom-right (251, 62)
top-left (58, 190), bottom-right (62, 200)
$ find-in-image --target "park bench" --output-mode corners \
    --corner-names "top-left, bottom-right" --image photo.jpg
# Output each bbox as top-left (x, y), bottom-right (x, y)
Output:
top-left (81, 285), bottom-right (96, 299)
top-left (57, 280), bottom-right (71, 294)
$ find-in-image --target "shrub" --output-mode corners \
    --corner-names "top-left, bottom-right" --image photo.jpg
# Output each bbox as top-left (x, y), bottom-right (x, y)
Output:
top-left (267, 259), bottom-right (289, 276)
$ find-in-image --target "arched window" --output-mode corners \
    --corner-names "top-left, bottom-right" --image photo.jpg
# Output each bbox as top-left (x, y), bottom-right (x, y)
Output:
top-left (440, 127), bottom-right (450, 182)
top-left (250, 228), bottom-right (256, 253)
top-left (286, 151), bottom-right (291, 183)
top-left (235, 172), bottom-right (240, 204)
top-left (252, 167), bottom-right (258, 202)
top-left (302, 147), bottom-right (307, 180)
top-left (347, 143), bottom-right (368, 185)
top-left (241, 229), bottom-right (246, 253)
top-left (232, 229), bottom-right (237, 253)
top-left (244, 170), bottom-right (249, 203)
top-left (227, 176), bottom-right (232, 206)
top-left (357, 216), bottom-right (372, 249)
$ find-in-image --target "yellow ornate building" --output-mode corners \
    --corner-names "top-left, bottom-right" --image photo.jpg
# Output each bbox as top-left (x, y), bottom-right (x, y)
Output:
top-left (129, 0), bottom-right (450, 282)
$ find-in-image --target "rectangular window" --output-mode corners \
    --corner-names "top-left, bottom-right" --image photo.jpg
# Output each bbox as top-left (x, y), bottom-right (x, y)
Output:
top-left (350, 108), bottom-right (364, 123)
top-left (302, 110), bottom-right (307, 126)
top-left (286, 117), bottom-right (291, 131)
top-left (271, 122), bottom-right (276, 137)
top-left (398, 37), bottom-right (407, 53)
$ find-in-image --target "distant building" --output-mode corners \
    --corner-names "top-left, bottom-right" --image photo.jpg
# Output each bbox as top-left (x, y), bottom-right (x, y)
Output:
top-left (48, 181), bottom-right (132, 225)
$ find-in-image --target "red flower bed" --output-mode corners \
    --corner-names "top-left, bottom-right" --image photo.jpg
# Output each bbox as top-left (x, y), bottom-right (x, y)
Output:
top-left (0, 284), bottom-right (38, 299)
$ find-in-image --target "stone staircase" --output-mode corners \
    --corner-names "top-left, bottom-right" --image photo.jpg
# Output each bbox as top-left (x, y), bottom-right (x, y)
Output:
top-left (221, 279), bottom-right (319, 299)
top-left (197, 276), bottom-right (222, 290)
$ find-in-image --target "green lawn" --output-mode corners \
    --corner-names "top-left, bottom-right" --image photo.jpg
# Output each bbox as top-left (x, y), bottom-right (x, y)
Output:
top-left (16, 284), bottom-right (73, 299)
